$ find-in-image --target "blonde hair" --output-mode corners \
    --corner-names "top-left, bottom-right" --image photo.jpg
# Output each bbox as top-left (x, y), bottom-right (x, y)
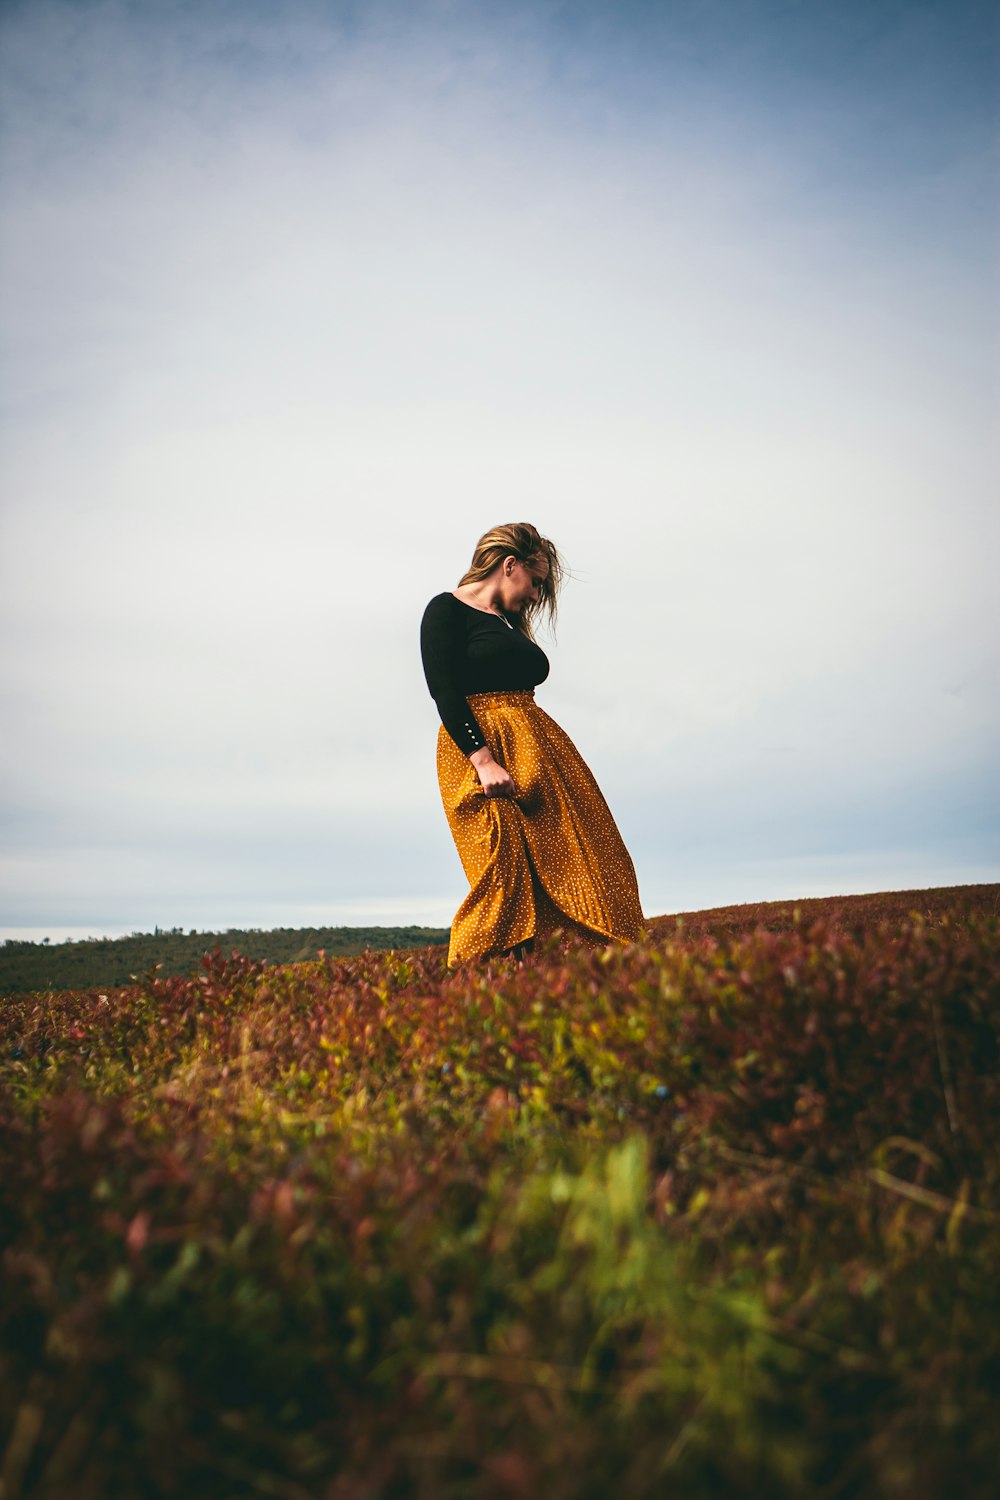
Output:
top-left (457, 522), bottom-right (563, 640)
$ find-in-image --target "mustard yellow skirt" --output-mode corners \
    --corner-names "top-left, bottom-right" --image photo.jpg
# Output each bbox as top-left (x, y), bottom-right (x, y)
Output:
top-left (437, 691), bottom-right (644, 965)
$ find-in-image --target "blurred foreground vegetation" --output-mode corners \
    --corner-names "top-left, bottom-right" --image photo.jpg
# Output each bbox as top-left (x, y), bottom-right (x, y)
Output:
top-left (1, 884), bottom-right (999, 1498)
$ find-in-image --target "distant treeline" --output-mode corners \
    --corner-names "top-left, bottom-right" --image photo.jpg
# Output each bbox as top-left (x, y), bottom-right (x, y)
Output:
top-left (0, 925), bottom-right (450, 996)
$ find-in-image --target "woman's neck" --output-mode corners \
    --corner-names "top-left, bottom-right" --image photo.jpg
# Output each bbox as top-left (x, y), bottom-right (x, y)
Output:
top-left (453, 582), bottom-right (505, 615)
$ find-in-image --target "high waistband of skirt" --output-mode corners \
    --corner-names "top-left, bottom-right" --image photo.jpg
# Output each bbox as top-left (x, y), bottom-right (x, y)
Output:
top-left (465, 690), bottom-right (536, 708)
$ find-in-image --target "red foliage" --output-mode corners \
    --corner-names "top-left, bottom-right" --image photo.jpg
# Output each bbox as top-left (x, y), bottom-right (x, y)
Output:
top-left (1, 889), bottom-right (998, 1498)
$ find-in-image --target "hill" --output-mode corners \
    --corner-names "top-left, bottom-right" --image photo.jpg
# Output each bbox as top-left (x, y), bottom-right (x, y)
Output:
top-left (646, 880), bottom-right (999, 941)
top-left (2, 884), bottom-right (995, 997)
top-left (0, 923), bottom-right (449, 996)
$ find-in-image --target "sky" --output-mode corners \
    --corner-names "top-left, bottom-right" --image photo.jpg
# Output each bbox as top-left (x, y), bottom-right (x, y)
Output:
top-left (1, 0), bottom-right (997, 941)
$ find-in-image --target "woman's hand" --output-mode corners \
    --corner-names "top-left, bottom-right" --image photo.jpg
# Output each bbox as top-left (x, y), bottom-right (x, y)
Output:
top-left (469, 746), bottom-right (517, 799)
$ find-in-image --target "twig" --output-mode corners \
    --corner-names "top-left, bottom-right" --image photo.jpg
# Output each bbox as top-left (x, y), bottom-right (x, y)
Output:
top-left (660, 1395), bottom-right (708, 1471)
top-left (867, 1168), bottom-right (996, 1222)
top-left (683, 1284), bottom-right (877, 1369)
top-left (929, 998), bottom-right (962, 1142)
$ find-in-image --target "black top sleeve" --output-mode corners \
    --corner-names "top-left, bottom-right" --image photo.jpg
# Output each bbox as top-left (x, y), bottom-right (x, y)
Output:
top-left (420, 594), bottom-right (488, 755)
top-left (420, 593), bottom-right (551, 755)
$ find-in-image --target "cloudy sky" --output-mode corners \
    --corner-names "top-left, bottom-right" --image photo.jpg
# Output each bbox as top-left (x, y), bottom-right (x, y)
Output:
top-left (1, 0), bottom-right (997, 941)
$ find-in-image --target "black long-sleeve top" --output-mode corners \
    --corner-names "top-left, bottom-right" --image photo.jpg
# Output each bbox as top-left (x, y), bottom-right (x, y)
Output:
top-left (420, 592), bottom-right (550, 754)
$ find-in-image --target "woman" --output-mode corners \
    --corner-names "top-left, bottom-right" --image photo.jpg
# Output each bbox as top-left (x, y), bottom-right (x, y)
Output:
top-left (420, 522), bottom-right (644, 966)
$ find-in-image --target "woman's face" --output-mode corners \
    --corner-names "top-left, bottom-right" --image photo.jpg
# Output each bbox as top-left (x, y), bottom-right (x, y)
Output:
top-left (498, 553), bottom-right (549, 612)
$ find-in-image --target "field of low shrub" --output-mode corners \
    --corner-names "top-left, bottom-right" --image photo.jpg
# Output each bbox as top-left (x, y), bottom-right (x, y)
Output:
top-left (2, 886), bottom-right (999, 1499)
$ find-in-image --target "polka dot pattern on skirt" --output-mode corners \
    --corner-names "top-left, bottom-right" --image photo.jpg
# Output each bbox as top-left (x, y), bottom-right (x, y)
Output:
top-left (437, 691), bottom-right (645, 966)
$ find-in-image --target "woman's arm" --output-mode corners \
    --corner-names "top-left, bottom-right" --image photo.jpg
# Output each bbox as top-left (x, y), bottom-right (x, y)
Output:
top-left (420, 595), bottom-right (486, 750)
top-left (420, 596), bottom-right (516, 796)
